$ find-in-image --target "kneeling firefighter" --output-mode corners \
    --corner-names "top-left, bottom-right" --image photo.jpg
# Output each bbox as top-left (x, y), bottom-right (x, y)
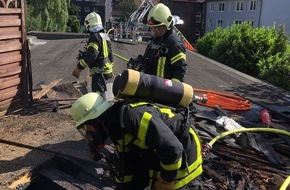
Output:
top-left (70, 92), bottom-right (203, 189)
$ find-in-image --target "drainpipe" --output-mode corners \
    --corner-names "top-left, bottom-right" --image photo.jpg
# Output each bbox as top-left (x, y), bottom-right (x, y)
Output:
top-left (258, 0), bottom-right (263, 27)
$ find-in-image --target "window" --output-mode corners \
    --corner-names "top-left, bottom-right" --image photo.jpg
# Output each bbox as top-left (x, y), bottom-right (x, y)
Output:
top-left (85, 6), bottom-right (90, 12)
top-left (249, 0), bottom-right (256, 11)
top-left (196, 12), bottom-right (201, 23)
top-left (208, 19), bottom-right (213, 27)
top-left (195, 30), bottom-right (200, 39)
top-left (210, 3), bottom-right (214, 12)
top-left (236, 1), bottom-right (243, 11)
top-left (234, 20), bottom-right (242, 25)
top-left (248, 20), bottom-right (254, 26)
top-left (219, 3), bottom-right (225, 12)
top-left (217, 19), bottom-right (223, 27)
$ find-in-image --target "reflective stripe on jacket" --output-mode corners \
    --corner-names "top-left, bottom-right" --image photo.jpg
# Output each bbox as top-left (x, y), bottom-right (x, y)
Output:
top-left (105, 101), bottom-right (202, 189)
top-left (143, 30), bottom-right (187, 82)
top-left (77, 32), bottom-right (114, 76)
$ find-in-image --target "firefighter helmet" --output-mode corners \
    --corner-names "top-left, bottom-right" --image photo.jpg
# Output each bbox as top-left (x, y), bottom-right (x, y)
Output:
top-left (70, 92), bottom-right (111, 128)
top-left (84, 12), bottom-right (103, 30)
top-left (147, 3), bottom-right (173, 30)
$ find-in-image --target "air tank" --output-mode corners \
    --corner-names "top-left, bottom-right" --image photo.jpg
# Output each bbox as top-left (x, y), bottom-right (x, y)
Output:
top-left (112, 69), bottom-right (194, 108)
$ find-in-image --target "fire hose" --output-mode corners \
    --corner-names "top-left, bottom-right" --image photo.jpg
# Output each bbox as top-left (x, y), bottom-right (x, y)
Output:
top-left (202, 127), bottom-right (290, 156)
top-left (201, 128), bottom-right (290, 190)
top-left (194, 88), bottom-right (251, 111)
top-left (280, 175), bottom-right (290, 190)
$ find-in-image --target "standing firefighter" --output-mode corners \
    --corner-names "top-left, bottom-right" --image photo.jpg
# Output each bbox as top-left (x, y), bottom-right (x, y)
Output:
top-left (127, 3), bottom-right (187, 82)
top-left (70, 92), bottom-right (203, 190)
top-left (72, 12), bottom-right (114, 98)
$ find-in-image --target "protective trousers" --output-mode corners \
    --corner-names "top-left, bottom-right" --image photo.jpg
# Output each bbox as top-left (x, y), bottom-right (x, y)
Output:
top-left (91, 73), bottom-right (107, 97)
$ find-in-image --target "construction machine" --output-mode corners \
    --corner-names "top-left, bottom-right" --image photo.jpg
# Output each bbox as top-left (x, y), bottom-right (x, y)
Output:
top-left (113, 0), bottom-right (195, 51)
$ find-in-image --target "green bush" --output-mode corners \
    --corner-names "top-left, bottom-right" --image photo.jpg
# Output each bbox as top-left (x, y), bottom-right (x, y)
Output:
top-left (196, 23), bottom-right (290, 91)
top-left (258, 52), bottom-right (290, 90)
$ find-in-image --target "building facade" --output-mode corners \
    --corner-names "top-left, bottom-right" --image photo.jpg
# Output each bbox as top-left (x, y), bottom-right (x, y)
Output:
top-left (163, 0), bottom-right (206, 43)
top-left (259, 0), bottom-right (290, 35)
top-left (205, 0), bottom-right (290, 35)
top-left (71, 0), bottom-right (112, 30)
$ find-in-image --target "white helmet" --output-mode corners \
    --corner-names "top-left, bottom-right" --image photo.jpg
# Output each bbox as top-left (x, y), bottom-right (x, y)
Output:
top-left (84, 12), bottom-right (103, 30)
top-left (70, 92), bottom-right (111, 128)
top-left (147, 3), bottom-right (173, 30)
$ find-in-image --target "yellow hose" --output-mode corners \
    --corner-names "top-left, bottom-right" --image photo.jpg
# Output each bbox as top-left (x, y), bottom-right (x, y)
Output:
top-left (107, 27), bottom-right (114, 35)
top-left (113, 53), bottom-right (129, 62)
top-left (280, 175), bottom-right (290, 190)
top-left (206, 127), bottom-right (290, 190)
top-left (208, 127), bottom-right (290, 147)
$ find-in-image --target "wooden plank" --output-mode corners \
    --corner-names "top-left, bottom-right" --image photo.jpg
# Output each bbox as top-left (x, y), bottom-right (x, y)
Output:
top-left (0, 61), bottom-right (21, 69)
top-left (0, 77), bottom-right (20, 90)
top-left (0, 43), bottom-right (21, 53)
top-left (0, 32), bottom-right (21, 40)
top-left (0, 26), bottom-right (20, 33)
top-left (0, 19), bottom-right (21, 27)
top-left (0, 66), bottom-right (21, 77)
top-left (0, 8), bottom-right (21, 14)
top-left (33, 79), bottom-right (63, 101)
top-left (0, 51), bottom-right (21, 65)
top-left (0, 86), bottom-right (18, 101)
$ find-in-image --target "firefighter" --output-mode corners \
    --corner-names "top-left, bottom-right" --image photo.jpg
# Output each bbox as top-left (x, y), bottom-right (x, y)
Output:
top-left (70, 92), bottom-right (203, 190)
top-left (127, 3), bottom-right (187, 82)
top-left (72, 12), bottom-right (114, 98)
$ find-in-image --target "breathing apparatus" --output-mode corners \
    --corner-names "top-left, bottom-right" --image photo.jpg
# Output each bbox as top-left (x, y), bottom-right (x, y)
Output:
top-left (71, 92), bottom-right (111, 161)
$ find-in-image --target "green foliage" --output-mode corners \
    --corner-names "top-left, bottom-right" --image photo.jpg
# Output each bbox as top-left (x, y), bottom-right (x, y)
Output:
top-left (120, 0), bottom-right (137, 19)
top-left (196, 23), bottom-right (290, 91)
top-left (258, 52), bottom-right (290, 90)
top-left (26, 0), bottom-right (69, 32)
top-left (67, 15), bottom-right (80, 33)
top-left (67, 4), bottom-right (81, 32)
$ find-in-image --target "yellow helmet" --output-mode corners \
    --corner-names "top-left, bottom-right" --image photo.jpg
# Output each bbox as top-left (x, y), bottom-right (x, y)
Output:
top-left (84, 12), bottom-right (103, 30)
top-left (147, 3), bottom-right (173, 30)
top-left (70, 92), bottom-right (111, 128)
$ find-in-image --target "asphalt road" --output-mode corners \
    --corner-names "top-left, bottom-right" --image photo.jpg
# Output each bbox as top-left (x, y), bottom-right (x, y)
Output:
top-left (29, 34), bottom-right (290, 122)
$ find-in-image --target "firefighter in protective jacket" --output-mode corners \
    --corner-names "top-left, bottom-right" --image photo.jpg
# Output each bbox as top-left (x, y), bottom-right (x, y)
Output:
top-left (70, 93), bottom-right (203, 190)
top-left (127, 3), bottom-right (187, 82)
top-left (72, 12), bottom-right (114, 97)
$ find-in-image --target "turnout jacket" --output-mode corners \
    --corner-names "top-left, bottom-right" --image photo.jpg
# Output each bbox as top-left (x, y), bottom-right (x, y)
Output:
top-left (142, 29), bottom-right (187, 82)
top-left (77, 31), bottom-right (114, 77)
top-left (103, 100), bottom-right (203, 189)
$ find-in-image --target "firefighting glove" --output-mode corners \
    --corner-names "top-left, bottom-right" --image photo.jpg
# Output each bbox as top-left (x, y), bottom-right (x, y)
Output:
top-left (72, 67), bottom-right (82, 78)
top-left (126, 55), bottom-right (144, 71)
top-left (90, 150), bottom-right (103, 161)
top-left (153, 177), bottom-right (174, 190)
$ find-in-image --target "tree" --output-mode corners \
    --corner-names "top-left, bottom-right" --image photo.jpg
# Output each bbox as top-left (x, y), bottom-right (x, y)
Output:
top-left (120, 0), bottom-right (137, 20)
top-left (26, 0), bottom-right (69, 32)
top-left (67, 4), bottom-right (81, 32)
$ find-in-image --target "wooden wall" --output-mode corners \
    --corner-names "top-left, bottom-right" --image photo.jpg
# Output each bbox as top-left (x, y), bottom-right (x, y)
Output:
top-left (0, 0), bottom-right (30, 116)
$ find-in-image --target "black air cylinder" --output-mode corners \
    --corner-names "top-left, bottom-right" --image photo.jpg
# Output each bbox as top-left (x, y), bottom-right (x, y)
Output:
top-left (112, 69), bottom-right (194, 108)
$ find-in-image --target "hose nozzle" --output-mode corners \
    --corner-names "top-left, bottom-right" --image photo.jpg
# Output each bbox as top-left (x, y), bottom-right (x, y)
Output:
top-left (202, 143), bottom-right (212, 157)
top-left (194, 95), bottom-right (208, 104)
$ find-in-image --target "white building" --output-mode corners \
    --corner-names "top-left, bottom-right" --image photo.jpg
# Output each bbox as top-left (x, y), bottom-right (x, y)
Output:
top-left (205, 0), bottom-right (290, 35)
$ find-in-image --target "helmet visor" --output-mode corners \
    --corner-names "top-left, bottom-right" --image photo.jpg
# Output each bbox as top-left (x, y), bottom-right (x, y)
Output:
top-left (147, 17), bottom-right (163, 27)
top-left (77, 121), bottom-right (106, 150)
